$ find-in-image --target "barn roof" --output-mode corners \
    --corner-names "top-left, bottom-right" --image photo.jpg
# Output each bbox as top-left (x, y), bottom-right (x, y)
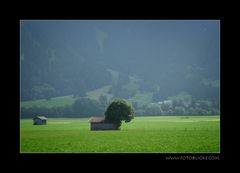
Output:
top-left (89, 117), bottom-right (105, 123)
top-left (33, 116), bottom-right (47, 120)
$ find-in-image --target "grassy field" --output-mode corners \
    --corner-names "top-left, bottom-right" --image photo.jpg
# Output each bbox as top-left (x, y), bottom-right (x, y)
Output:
top-left (20, 116), bottom-right (220, 153)
top-left (21, 86), bottom-right (113, 109)
top-left (21, 95), bottom-right (77, 108)
top-left (86, 85), bottom-right (113, 100)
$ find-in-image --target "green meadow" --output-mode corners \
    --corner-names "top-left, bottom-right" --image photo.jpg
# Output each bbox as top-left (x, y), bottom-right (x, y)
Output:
top-left (20, 95), bottom-right (77, 108)
top-left (20, 116), bottom-right (220, 153)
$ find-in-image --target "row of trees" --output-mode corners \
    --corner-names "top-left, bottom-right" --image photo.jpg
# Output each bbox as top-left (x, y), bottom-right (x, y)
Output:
top-left (21, 96), bottom-right (219, 119)
top-left (21, 97), bottom-right (107, 118)
top-left (133, 98), bottom-right (220, 116)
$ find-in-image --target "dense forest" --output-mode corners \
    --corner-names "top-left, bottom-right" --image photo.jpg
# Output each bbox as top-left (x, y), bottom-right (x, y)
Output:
top-left (20, 20), bottom-right (220, 118)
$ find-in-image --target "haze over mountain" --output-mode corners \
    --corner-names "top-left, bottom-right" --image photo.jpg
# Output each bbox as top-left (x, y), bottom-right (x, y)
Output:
top-left (20, 20), bottom-right (220, 108)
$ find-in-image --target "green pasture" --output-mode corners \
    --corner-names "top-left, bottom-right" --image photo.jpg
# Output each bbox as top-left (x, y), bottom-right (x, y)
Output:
top-left (20, 116), bottom-right (220, 153)
top-left (21, 95), bottom-right (77, 108)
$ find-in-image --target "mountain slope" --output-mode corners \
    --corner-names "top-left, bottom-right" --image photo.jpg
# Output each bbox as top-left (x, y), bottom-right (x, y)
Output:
top-left (20, 20), bottom-right (220, 103)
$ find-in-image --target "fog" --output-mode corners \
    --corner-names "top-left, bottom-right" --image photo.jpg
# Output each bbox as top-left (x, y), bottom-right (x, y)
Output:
top-left (20, 20), bottom-right (220, 117)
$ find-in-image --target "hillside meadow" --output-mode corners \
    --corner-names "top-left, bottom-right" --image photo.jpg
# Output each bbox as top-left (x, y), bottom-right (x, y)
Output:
top-left (20, 116), bottom-right (220, 153)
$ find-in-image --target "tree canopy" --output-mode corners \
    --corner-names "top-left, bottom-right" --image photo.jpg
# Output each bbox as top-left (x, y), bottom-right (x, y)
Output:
top-left (104, 99), bottom-right (134, 129)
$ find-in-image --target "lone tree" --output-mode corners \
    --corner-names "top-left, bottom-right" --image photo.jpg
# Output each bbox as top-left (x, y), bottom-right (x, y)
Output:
top-left (104, 99), bottom-right (134, 129)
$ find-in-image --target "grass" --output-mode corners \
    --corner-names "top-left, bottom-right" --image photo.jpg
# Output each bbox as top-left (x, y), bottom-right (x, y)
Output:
top-left (21, 95), bottom-right (77, 108)
top-left (86, 85), bottom-right (113, 100)
top-left (20, 116), bottom-right (220, 153)
top-left (20, 73), bottom-right (148, 109)
top-left (21, 85), bottom-right (114, 109)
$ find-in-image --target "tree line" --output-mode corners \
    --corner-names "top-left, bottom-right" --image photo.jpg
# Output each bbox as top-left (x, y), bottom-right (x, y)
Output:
top-left (21, 95), bottom-right (219, 119)
top-left (21, 97), bottom-right (107, 118)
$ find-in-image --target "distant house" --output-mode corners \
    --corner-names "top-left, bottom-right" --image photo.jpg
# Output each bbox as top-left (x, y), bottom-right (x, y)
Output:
top-left (33, 116), bottom-right (47, 125)
top-left (89, 117), bottom-right (118, 130)
top-left (163, 100), bottom-right (173, 106)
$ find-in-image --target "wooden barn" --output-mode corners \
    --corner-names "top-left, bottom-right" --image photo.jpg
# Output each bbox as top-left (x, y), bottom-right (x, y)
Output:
top-left (33, 116), bottom-right (47, 125)
top-left (89, 117), bottom-right (118, 130)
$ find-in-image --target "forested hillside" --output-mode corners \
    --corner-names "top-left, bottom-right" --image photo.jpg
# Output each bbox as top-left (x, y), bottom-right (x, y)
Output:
top-left (20, 20), bottom-right (220, 117)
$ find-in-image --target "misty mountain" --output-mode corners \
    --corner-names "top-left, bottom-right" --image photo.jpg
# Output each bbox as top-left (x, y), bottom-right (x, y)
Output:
top-left (20, 20), bottom-right (220, 103)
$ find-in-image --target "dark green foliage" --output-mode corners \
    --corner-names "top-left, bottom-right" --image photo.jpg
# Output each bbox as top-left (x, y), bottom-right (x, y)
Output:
top-left (161, 103), bottom-right (171, 112)
top-left (109, 85), bottom-right (135, 99)
top-left (174, 106), bottom-right (186, 115)
top-left (145, 104), bottom-right (162, 115)
top-left (21, 97), bottom-right (104, 118)
top-left (31, 83), bottom-right (56, 100)
top-left (132, 101), bottom-right (138, 109)
top-left (21, 95), bottom-right (219, 118)
top-left (152, 90), bottom-right (168, 102)
top-left (20, 21), bottom-right (219, 107)
top-left (99, 95), bottom-right (108, 106)
top-left (72, 97), bottom-right (104, 116)
top-left (104, 99), bottom-right (134, 129)
top-left (20, 24), bottom-right (112, 101)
